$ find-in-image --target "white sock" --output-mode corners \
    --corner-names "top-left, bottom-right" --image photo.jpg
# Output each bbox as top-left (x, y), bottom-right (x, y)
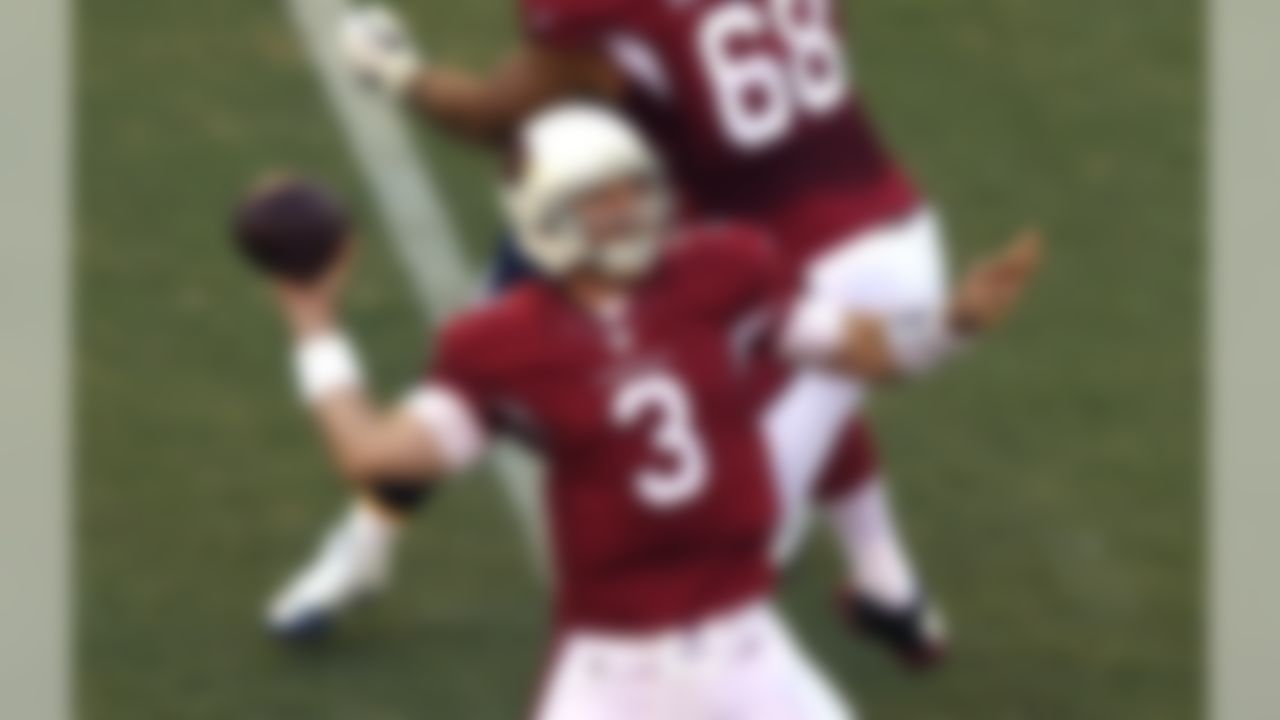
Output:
top-left (344, 501), bottom-right (402, 580)
top-left (825, 478), bottom-right (920, 609)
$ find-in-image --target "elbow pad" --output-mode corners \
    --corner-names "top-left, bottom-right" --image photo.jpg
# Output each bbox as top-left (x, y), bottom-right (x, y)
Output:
top-left (402, 384), bottom-right (489, 471)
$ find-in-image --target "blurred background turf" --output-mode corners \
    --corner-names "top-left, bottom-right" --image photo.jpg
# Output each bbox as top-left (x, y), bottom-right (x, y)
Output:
top-left (78, 1), bottom-right (1200, 717)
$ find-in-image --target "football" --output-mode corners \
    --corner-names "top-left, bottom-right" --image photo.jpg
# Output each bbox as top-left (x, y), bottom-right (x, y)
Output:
top-left (232, 175), bottom-right (352, 282)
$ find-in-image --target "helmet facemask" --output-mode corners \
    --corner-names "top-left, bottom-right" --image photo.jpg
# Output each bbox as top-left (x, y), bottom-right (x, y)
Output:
top-left (503, 104), bottom-right (674, 281)
top-left (538, 170), bottom-right (672, 279)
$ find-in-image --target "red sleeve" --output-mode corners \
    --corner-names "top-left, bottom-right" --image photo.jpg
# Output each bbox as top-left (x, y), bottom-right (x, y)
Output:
top-left (734, 226), bottom-right (791, 310)
top-left (729, 227), bottom-right (794, 357)
top-left (688, 222), bottom-right (793, 318)
top-left (519, 0), bottom-right (617, 50)
top-left (673, 223), bottom-right (794, 360)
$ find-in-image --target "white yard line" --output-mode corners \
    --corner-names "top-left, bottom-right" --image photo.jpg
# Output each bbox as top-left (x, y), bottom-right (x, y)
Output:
top-left (287, 0), bottom-right (549, 577)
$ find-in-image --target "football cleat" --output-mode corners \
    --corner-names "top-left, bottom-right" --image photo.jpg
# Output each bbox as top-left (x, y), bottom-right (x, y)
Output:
top-left (843, 591), bottom-right (949, 670)
top-left (266, 505), bottom-right (397, 642)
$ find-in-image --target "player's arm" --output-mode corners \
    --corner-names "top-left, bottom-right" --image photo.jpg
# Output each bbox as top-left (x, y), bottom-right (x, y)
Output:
top-left (297, 376), bottom-right (453, 486)
top-left (340, 5), bottom-right (622, 142)
top-left (407, 46), bottom-right (622, 142)
top-left (781, 231), bottom-right (1045, 381)
top-left (275, 264), bottom-right (486, 490)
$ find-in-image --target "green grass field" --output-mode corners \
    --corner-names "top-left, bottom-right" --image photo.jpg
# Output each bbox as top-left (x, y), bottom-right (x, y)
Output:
top-left (78, 1), bottom-right (1201, 717)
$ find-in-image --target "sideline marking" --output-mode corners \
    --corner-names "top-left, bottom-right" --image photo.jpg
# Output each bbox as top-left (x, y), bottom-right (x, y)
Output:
top-left (287, 0), bottom-right (548, 577)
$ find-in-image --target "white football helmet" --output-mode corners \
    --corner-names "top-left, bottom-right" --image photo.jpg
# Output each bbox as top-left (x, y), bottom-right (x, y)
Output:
top-left (503, 103), bottom-right (673, 278)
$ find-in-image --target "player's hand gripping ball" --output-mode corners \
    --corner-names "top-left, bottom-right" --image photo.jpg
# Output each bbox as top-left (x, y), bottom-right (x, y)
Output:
top-left (232, 176), bottom-right (352, 283)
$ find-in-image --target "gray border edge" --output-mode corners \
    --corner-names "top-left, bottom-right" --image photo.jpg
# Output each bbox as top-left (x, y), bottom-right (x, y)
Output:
top-left (1212, 0), bottom-right (1280, 718)
top-left (0, 0), bottom-right (71, 717)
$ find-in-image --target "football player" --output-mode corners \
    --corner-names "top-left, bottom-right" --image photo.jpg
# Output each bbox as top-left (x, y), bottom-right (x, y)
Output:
top-left (270, 0), bottom-right (1042, 666)
top-left (253, 104), bottom-right (1034, 719)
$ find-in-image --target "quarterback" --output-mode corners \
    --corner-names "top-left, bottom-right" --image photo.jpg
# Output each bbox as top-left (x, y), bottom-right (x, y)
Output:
top-left (271, 0), bottom-right (1043, 669)
top-left (248, 104), bottom-right (1035, 718)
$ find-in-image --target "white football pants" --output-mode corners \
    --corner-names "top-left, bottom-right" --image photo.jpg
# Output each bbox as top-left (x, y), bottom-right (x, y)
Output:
top-left (768, 208), bottom-right (950, 561)
top-left (533, 601), bottom-right (855, 720)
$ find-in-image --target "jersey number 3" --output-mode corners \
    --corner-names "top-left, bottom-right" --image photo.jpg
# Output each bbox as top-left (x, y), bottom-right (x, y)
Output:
top-left (697, 0), bottom-right (851, 152)
top-left (612, 373), bottom-right (710, 511)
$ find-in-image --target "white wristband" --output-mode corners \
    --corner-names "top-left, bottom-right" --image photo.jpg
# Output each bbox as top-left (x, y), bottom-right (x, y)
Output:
top-left (402, 385), bottom-right (488, 471)
top-left (294, 332), bottom-right (364, 404)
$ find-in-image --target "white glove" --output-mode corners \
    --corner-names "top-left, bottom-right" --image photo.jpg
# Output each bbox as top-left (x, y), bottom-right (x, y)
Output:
top-left (339, 5), bottom-right (424, 97)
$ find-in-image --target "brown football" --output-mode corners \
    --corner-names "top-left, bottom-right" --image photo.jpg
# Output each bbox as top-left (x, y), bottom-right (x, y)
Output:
top-left (232, 176), bottom-right (352, 282)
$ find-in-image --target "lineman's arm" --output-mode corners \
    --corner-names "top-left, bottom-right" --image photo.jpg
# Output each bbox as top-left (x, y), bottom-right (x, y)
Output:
top-left (407, 47), bottom-right (622, 142)
top-left (340, 5), bottom-right (623, 142)
top-left (782, 230), bottom-right (1044, 381)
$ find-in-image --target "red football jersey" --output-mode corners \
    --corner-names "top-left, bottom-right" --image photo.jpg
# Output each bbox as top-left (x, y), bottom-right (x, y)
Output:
top-left (431, 224), bottom-right (784, 630)
top-left (520, 0), bottom-right (920, 269)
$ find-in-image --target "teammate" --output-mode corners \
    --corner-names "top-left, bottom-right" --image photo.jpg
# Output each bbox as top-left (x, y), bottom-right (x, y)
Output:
top-left (269, 0), bottom-right (1043, 666)
top-left (251, 104), bottom-right (1033, 719)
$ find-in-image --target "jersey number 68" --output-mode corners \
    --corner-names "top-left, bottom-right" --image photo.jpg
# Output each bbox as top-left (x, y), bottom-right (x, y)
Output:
top-left (697, 0), bottom-right (851, 152)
